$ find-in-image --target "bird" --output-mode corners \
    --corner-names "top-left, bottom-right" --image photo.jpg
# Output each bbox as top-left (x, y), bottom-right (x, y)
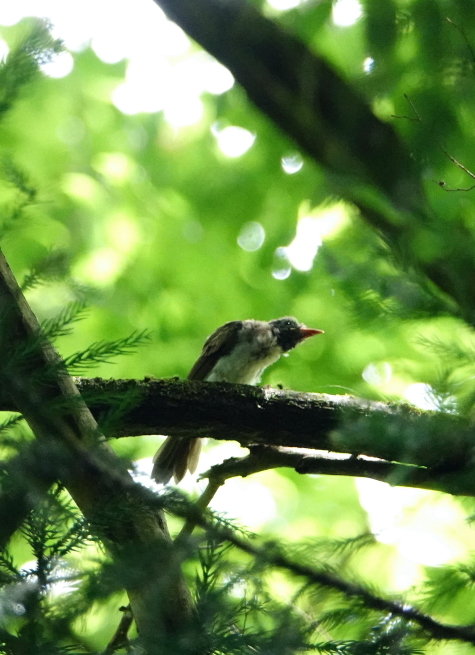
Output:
top-left (151, 316), bottom-right (324, 484)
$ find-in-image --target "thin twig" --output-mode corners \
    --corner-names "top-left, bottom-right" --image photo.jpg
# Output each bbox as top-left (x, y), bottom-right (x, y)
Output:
top-left (198, 446), bottom-right (444, 493)
top-left (446, 17), bottom-right (475, 64)
top-left (103, 605), bottom-right (134, 655)
top-left (434, 180), bottom-right (475, 192)
top-left (390, 114), bottom-right (420, 122)
top-left (172, 497), bottom-right (475, 646)
top-left (401, 93), bottom-right (475, 191)
top-left (175, 477), bottom-right (224, 542)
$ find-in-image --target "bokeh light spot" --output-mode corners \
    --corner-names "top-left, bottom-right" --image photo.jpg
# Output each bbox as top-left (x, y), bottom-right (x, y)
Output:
top-left (403, 383), bottom-right (438, 411)
top-left (272, 247), bottom-right (291, 280)
top-left (56, 117), bottom-right (85, 145)
top-left (363, 56), bottom-right (374, 73)
top-left (0, 37), bottom-right (9, 59)
top-left (267, 0), bottom-right (304, 9)
top-left (281, 153), bottom-right (303, 174)
top-left (332, 0), bottom-right (362, 27)
top-left (282, 203), bottom-right (349, 272)
top-left (164, 95), bottom-right (203, 128)
top-left (356, 478), bottom-right (470, 568)
top-left (41, 51), bottom-right (74, 78)
top-left (214, 126), bottom-right (255, 158)
top-left (75, 247), bottom-right (125, 286)
top-left (362, 362), bottom-right (392, 386)
top-left (285, 217), bottom-right (323, 272)
top-left (183, 221), bottom-right (204, 243)
top-left (93, 152), bottom-right (132, 183)
top-left (237, 222), bottom-right (265, 252)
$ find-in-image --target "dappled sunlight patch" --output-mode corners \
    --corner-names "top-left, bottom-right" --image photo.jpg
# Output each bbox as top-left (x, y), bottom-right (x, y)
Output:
top-left (20, 559), bottom-right (80, 599)
top-left (271, 247), bottom-right (292, 280)
top-left (92, 152), bottom-right (133, 184)
top-left (332, 0), bottom-right (362, 27)
top-left (200, 58), bottom-right (234, 95)
top-left (1, 0), bottom-right (232, 128)
top-left (363, 56), bottom-right (374, 74)
top-left (212, 125), bottom-right (256, 158)
top-left (105, 213), bottom-right (141, 254)
top-left (56, 116), bottom-right (86, 146)
top-left (356, 479), bottom-right (472, 568)
top-left (285, 216), bottom-right (323, 272)
top-left (112, 55), bottom-right (170, 115)
top-left (0, 37), bottom-right (8, 60)
top-left (275, 202), bottom-right (349, 275)
top-left (210, 476), bottom-right (277, 529)
top-left (266, 0), bottom-right (306, 11)
top-left (362, 361), bottom-right (393, 387)
top-left (62, 172), bottom-right (107, 208)
top-left (164, 95), bottom-right (203, 129)
top-left (403, 382), bottom-right (439, 411)
top-left (73, 247), bottom-right (126, 286)
top-left (182, 220), bottom-right (204, 243)
top-left (41, 50), bottom-right (74, 78)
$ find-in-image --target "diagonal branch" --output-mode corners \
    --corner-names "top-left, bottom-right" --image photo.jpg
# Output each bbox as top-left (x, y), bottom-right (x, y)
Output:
top-left (163, 489), bottom-right (475, 646)
top-left (0, 252), bottom-right (193, 646)
top-left (152, 0), bottom-right (423, 217)
top-left (151, 0), bottom-right (475, 326)
top-left (0, 441), bottom-right (55, 549)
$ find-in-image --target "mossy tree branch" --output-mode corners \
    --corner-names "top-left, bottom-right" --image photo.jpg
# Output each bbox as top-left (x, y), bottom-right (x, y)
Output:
top-left (3, 376), bottom-right (471, 497)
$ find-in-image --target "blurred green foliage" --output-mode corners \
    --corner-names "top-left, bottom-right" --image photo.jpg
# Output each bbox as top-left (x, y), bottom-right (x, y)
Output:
top-left (2, 1), bottom-right (475, 652)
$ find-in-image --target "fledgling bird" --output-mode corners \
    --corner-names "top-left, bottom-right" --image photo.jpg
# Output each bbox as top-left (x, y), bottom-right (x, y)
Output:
top-left (151, 317), bottom-right (324, 484)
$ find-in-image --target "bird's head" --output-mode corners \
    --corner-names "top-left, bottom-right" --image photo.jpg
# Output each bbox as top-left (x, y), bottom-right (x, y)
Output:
top-left (269, 316), bottom-right (324, 352)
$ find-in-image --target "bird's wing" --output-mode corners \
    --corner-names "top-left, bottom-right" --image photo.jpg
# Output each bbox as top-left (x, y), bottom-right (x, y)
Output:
top-left (187, 320), bottom-right (242, 380)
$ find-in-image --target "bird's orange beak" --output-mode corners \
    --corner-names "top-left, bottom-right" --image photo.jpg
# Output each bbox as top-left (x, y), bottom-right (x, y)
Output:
top-left (299, 327), bottom-right (324, 340)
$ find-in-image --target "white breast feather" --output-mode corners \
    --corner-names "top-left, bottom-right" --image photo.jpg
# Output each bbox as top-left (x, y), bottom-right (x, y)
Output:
top-left (206, 329), bottom-right (282, 384)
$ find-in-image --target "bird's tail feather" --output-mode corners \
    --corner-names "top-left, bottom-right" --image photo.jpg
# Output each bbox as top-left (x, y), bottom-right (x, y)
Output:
top-left (151, 437), bottom-right (201, 484)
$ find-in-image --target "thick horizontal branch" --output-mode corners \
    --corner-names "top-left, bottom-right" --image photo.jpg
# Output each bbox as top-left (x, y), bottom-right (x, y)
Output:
top-left (74, 377), bottom-right (371, 446)
top-left (36, 377), bottom-right (475, 497)
top-left (5, 377), bottom-right (474, 495)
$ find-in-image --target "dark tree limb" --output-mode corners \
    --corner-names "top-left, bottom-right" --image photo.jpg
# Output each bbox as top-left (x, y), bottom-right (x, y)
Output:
top-left (151, 0), bottom-right (475, 325)
top-left (165, 488), bottom-right (475, 646)
top-left (103, 605), bottom-right (134, 655)
top-left (0, 252), bottom-right (193, 646)
top-left (201, 446), bottom-right (450, 495)
top-left (152, 0), bottom-right (423, 216)
top-left (66, 376), bottom-right (475, 497)
top-left (0, 441), bottom-right (55, 549)
top-left (3, 376), bottom-right (474, 495)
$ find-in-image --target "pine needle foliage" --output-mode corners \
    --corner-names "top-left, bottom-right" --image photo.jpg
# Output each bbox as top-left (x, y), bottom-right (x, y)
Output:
top-left (0, 18), bottom-right (62, 117)
top-left (0, 486), bottom-right (93, 654)
top-left (21, 250), bottom-right (72, 292)
top-left (61, 331), bottom-right (151, 375)
top-left (0, 156), bottom-right (37, 237)
top-left (3, 7), bottom-right (475, 655)
top-left (40, 301), bottom-right (89, 342)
